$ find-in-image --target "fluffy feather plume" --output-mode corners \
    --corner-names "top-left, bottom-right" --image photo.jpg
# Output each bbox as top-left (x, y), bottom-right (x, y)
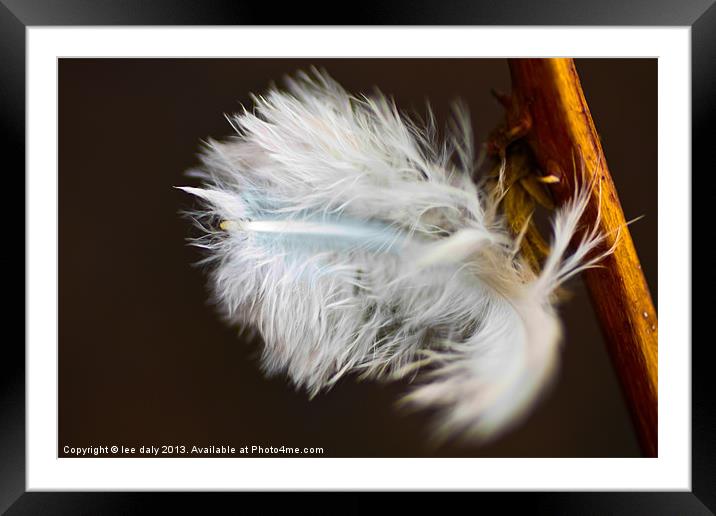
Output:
top-left (180, 68), bottom-right (611, 442)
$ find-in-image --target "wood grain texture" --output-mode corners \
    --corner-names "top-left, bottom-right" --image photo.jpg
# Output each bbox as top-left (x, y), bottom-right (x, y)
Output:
top-left (505, 58), bottom-right (658, 457)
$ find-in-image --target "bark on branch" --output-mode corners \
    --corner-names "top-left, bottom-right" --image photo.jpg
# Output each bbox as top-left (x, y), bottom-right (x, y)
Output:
top-left (504, 58), bottom-right (658, 457)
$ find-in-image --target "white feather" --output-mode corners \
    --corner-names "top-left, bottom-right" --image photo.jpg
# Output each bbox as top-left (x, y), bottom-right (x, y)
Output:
top-left (180, 68), bottom-right (612, 442)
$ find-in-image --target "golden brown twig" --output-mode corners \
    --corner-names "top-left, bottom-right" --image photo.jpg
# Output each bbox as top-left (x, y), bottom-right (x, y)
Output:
top-left (500, 58), bottom-right (658, 457)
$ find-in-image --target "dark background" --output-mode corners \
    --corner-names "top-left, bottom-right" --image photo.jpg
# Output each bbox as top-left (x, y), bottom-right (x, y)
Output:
top-left (58, 58), bottom-right (656, 458)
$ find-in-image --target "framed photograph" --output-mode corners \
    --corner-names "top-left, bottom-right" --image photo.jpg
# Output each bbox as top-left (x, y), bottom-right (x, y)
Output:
top-left (6, 0), bottom-right (712, 512)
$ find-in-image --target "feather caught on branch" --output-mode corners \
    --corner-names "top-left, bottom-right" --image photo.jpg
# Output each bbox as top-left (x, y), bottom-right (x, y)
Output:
top-left (179, 68), bottom-right (613, 442)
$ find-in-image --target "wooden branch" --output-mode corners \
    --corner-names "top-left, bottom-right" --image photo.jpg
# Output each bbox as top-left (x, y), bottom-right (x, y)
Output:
top-left (504, 58), bottom-right (658, 457)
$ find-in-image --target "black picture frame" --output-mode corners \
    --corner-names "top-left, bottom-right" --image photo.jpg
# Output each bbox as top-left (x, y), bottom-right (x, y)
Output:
top-left (4, 1), bottom-right (712, 513)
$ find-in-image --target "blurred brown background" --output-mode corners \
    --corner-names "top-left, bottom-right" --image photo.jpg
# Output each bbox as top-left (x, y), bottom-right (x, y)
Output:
top-left (58, 58), bottom-right (656, 458)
